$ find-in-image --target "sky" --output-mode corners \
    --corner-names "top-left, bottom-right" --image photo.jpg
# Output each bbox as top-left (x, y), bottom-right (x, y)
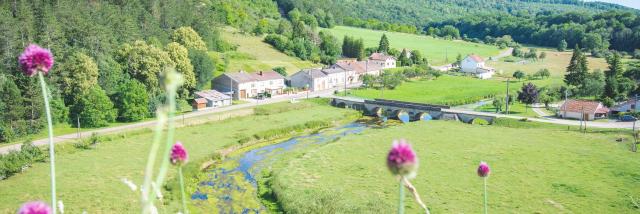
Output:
top-left (585, 0), bottom-right (640, 10)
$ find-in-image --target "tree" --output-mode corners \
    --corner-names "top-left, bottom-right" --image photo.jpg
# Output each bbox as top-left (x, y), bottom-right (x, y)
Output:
top-left (188, 49), bottom-right (216, 90)
top-left (73, 87), bottom-right (117, 128)
top-left (361, 74), bottom-right (376, 88)
top-left (454, 54), bottom-right (463, 66)
top-left (0, 78), bottom-right (25, 140)
top-left (558, 39), bottom-right (568, 51)
top-left (116, 40), bottom-right (173, 94)
top-left (537, 90), bottom-right (555, 108)
top-left (171, 27), bottom-right (207, 51)
top-left (113, 80), bottom-right (149, 122)
top-left (166, 42), bottom-right (196, 94)
top-left (410, 50), bottom-right (427, 65)
top-left (517, 82), bottom-right (539, 112)
top-left (378, 33), bottom-right (390, 53)
top-left (398, 49), bottom-right (411, 66)
top-left (58, 52), bottom-right (99, 106)
top-left (341, 36), bottom-right (364, 60)
top-left (581, 70), bottom-right (605, 98)
top-left (539, 52), bottom-right (547, 62)
top-left (439, 25), bottom-right (460, 39)
top-left (273, 67), bottom-right (287, 77)
top-left (319, 31), bottom-right (340, 64)
top-left (492, 98), bottom-right (504, 113)
top-left (513, 70), bottom-right (525, 80)
top-left (565, 44), bottom-right (588, 88)
top-left (602, 53), bottom-right (624, 101)
top-left (535, 69), bottom-right (550, 79)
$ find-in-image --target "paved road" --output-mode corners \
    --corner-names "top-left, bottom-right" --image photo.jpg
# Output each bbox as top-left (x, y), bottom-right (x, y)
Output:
top-left (0, 87), bottom-right (342, 154)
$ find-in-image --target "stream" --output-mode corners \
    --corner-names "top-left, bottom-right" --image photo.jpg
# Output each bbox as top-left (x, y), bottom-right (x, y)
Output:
top-left (190, 122), bottom-right (370, 213)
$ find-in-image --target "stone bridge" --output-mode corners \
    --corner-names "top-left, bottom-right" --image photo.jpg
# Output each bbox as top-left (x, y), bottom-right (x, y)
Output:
top-left (331, 97), bottom-right (495, 124)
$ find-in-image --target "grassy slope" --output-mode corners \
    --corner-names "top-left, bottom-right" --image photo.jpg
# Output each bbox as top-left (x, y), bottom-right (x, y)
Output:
top-left (324, 26), bottom-right (502, 66)
top-left (0, 100), bottom-right (354, 213)
top-left (216, 28), bottom-right (317, 74)
top-left (272, 120), bottom-right (640, 213)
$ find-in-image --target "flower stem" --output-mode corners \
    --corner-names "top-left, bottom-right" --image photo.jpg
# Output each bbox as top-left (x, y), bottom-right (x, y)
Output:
top-left (141, 109), bottom-right (167, 213)
top-left (151, 88), bottom-right (177, 201)
top-left (398, 176), bottom-right (405, 214)
top-left (178, 166), bottom-right (188, 214)
top-left (38, 72), bottom-right (56, 214)
top-left (484, 177), bottom-right (488, 214)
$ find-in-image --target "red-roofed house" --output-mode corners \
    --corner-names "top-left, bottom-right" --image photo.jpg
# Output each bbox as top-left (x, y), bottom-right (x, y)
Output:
top-left (460, 54), bottom-right (495, 79)
top-left (369, 53), bottom-right (396, 69)
top-left (558, 99), bottom-right (610, 121)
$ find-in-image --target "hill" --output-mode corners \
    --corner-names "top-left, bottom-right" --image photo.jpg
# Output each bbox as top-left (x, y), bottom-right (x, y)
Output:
top-left (325, 26), bottom-right (501, 66)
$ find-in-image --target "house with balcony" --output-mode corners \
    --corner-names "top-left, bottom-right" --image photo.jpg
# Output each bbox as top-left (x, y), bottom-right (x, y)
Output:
top-left (212, 70), bottom-right (286, 100)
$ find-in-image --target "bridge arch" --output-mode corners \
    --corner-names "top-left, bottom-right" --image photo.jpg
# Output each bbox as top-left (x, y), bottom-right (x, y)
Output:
top-left (415, 112), bottom-right (432, 121)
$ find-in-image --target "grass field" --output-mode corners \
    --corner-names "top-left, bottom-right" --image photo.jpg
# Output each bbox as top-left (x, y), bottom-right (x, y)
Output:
top-left (324, 26), bottom-right (502, 66)
top-left (215, 28), bottom-right (317, 75)
top-left (0, 100), bottom-right (355, 213)
top-left (269, 120), bottom-right (640, 213)
top-left (347, 75), bottom-right (528, 106)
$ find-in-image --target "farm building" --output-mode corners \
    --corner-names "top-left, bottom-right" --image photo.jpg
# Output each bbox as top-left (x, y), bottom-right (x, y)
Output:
top-left (212, 70), bottom-right (286, 100)
top-left (369, 52), bottom-right (397, 69)
top-left (611, 97), bottom-right (640, 113)
top-left (192, 90), bottom-right (232, 111)
top-left (460, 54), bottom-right (495, 79)
top-left (557, 99), bottom-right (609, 121)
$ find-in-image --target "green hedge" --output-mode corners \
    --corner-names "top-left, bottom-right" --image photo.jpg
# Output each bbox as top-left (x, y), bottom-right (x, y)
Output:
top-left (471, 118), bottom-right (490, 125)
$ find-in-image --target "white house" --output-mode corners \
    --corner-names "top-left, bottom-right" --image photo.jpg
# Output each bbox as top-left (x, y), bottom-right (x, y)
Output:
top-left (289, 69), bottom-right (329, 91)
top-left (460, 54), bottom-right (495, 79)
top-left (369, 53), bottom-right (397, 69)
top-left (192, 89), bottom-right (231, 111)
top-left (212, 70), bottom-right (286, 100)
top-left (558, 99), bottom-right (610, 121)
top-left (289, 67), bottom-right (358, 92)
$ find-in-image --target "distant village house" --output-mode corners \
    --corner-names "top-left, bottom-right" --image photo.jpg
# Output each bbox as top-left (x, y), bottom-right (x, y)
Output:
top-left (289, 67), bottom-right (358, 91)
top-left (611, 97), bottom-right (640, 113)
top-left (212, 70), bottom-right (286, 100)
top-left (192, 89), bottom-right (232, 111)
top-left (460, 54), bottom-right (495, 79)
top-left (369, 52), bottom-right (397, 69)
top-left (558, 100), bottom-right (609, 121)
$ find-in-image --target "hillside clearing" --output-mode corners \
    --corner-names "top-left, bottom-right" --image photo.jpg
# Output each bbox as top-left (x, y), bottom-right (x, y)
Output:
top-left (324, 26), bottom-right (502, 66)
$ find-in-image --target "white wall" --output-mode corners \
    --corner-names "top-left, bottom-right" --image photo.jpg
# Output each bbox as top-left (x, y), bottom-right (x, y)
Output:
top-left (460, 57), bottom-right (480, 73)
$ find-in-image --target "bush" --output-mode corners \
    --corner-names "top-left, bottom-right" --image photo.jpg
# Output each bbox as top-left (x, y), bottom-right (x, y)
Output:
top-left (0, 142), bottom-right (46, 180)
top-left (471, 118), bottom-right (490, 125)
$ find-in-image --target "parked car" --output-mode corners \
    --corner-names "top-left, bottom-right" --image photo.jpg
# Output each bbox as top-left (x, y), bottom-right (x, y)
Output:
top-left (620, 115), bottom-right (637, 122)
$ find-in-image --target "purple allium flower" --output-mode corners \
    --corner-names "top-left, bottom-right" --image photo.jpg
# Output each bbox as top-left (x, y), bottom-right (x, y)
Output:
top-left (477, 161), bottom-right (491, 177)
top-left (18, 44), bottom-right (54, 77)
top-left (387, 139), bottom-right (418, 176)
top-left (18, 201), bottom-right (51, 214)
top-left (170, 142), bottom-right (188, 165)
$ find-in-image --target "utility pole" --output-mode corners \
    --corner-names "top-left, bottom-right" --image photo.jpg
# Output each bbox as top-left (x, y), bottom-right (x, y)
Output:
top-left (505, 78), bottom-right (510, 115)
top-left (563, 90), bottom-right (568, 118)
top-left (77, 115), bottom-right (81, 138)
top-left (344, 70), bottom-right (347, 96)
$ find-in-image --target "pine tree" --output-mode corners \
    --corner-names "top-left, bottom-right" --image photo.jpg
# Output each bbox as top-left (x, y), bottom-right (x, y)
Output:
top-left (602, 53), bottom-right (624, 101)
top-left (564, 44), bottom-right (588, 88)
top-left (378, 33), bottom-right (390, 53)
top-left (398, 49), bottom-right (410, 66)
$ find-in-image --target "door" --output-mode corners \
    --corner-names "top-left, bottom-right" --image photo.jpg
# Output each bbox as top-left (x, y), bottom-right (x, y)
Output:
top-left (240, 90), bottom-right (246, 99)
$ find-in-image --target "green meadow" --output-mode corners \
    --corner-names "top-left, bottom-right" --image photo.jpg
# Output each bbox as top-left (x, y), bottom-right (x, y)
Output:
top-left (324, 26), bottom-right (502, 65)
top-left (0, 100), bottom-right (355, 213)
top-left (268, 120), bottom-right (640, 213)
top-left (347, 75), bottom-right (528, 106)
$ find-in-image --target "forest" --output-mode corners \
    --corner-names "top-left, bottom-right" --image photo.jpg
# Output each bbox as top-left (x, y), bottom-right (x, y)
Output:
top-left (278, 0), bottom-right (640, 53)
top-left (0, 0), bottom-right (279, 142)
